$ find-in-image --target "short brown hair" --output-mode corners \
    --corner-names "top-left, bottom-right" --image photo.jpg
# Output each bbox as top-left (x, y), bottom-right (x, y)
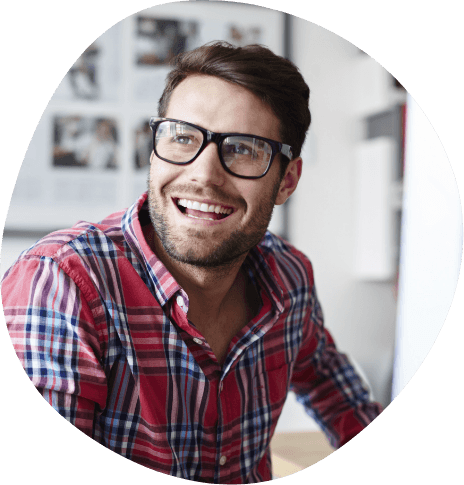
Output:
top-left (158, 41), bottom-right (311, 172)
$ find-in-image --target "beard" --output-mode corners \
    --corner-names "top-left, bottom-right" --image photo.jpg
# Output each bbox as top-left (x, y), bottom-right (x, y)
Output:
top-left (147, 175), bottom-right (280, 269)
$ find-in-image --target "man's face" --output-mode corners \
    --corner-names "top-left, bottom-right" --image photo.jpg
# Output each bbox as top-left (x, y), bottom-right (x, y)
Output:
top-left (148, 74), bottom-right (294, 268)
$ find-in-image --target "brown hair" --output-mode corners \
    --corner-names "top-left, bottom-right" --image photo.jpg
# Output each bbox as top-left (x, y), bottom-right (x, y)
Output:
top-left (158, 41), bottom-right (311, 173)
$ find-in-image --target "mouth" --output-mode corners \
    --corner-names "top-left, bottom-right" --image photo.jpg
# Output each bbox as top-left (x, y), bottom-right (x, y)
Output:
top-left (174, 198), bottom-right (235, 222)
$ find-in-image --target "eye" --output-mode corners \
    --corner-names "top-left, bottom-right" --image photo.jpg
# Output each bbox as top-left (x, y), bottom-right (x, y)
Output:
top-left (233, 143), bottom-right (253, 155)
top-left (172, 135), bottom-right (194, 145)
top-left (224, 142), bottom-right (256, 158)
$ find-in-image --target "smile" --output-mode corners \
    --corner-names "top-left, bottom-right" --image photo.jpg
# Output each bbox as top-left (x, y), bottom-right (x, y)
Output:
top-left (175, 198), bottom-right (234, 221)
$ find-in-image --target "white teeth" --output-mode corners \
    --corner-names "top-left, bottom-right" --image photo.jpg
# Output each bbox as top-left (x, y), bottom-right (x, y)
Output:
top-left (186, 214), bottom-right (215, 221)
top-left (177, 199), bottom-right (233, 215)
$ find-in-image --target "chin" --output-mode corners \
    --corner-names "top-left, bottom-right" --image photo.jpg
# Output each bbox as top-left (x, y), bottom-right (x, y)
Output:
top-left (162, 234), bottom-right (253, 269)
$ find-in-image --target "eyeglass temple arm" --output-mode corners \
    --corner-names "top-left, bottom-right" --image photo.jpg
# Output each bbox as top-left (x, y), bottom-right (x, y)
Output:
top-left (281, 144), bottom-right (293, 160)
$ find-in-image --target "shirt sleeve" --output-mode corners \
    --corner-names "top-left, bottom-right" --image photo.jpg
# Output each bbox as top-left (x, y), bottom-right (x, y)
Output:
top-left (2, 254), bottom-right (108, 438)
top-left (290, 284), bottom-right (383, 448)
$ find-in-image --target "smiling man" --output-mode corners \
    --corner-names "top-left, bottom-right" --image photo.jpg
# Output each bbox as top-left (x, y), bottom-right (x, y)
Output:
top-left (2, 42), bottom-right (382, 483)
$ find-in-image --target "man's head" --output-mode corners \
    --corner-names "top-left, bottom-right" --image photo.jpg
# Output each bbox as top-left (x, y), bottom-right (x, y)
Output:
top-left (158, 41), bottom-right (311, 178)
top-left (147, 42), bottom-right (311, 269)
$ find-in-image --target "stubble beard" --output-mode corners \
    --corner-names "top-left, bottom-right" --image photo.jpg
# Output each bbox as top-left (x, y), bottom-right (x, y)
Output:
top-left (147, 177), bottom-right (280, 269)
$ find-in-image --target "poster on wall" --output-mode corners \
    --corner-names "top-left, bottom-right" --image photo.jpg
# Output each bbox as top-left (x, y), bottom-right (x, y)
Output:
top-left (133, 16), bottom-right (200, 101)
top-left (52, 23), bottom-right (121, 103)
top-left (6, 2), bottom-right (285, 233)
top-left (52, 115), bottom-right (119, 170)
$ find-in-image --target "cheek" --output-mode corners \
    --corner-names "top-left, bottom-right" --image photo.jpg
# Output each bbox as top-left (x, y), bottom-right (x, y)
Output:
top-left (235, 182), bottom-right (254, 200)
top-left (241, 176), bottom-right (280, 208)
top-left (149, 157), bottom-right (182, 188)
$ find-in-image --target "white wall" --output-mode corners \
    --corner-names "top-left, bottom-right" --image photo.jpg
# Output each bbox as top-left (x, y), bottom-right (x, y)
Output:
top-left (288, 19), bottom-right (397, 408)
top-left (392, 95), bottom-right (462, 398)
top-left (1, 237), bottom-right (40, 278)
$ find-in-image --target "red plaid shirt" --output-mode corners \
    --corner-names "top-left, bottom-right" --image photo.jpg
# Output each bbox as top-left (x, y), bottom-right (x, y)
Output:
top-left (2, 192), bottom-right (381, 483)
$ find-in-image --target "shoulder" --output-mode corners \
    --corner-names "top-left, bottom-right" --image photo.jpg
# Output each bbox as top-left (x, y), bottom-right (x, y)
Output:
top-left (256, 231), bottom-right (315, 289)
top-left (23, 209), bottom-right (126, 261)
top-left (2, 208), bottom-right (128, 288)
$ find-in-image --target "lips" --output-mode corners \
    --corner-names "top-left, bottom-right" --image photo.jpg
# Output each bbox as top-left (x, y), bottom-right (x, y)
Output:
top-left (175, 198), bottom-right (234, 221)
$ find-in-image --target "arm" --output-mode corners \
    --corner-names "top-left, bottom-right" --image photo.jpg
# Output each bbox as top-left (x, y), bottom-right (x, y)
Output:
top-left (290, 285), bottom-right (382, 448)
top-left (2, 254), bottom-right (107, 437)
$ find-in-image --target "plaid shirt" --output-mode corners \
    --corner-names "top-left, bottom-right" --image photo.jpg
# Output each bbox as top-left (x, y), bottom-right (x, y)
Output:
top-left (2, 192), bottom-right (381, 483)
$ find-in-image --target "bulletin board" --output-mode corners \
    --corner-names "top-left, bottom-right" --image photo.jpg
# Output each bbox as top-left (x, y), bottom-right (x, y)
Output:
top-left (5, 1), bottom-right (286, 236)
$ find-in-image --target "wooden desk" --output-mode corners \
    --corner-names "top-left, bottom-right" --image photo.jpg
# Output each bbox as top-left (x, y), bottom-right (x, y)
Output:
top-left (270, 431), bottom-right (334, 478)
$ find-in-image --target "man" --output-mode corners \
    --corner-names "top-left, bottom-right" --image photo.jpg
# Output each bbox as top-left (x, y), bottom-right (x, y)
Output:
top-left (2, 42), bottom-right (381, 483)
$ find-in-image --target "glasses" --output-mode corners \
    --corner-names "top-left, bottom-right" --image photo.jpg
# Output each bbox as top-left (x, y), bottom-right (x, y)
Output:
top-left (149, 117), bottom-right (293, 179)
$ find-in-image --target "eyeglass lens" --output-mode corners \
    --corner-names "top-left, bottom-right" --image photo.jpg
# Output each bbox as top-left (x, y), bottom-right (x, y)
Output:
top-left (155, 120), bottom-right (272, 177)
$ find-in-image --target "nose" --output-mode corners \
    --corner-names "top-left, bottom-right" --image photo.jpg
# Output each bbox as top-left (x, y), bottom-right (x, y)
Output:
top-left (188, 142), bottom-right (225, 187)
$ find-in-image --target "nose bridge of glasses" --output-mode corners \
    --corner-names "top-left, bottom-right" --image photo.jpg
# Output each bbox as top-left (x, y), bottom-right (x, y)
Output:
top-left (201, 130), bottom-right (224, 159)
top-left (195, 129), bottom-right (221, 163)
top-left (205, 130), bottom-right (222, 145)
top-left (190, 130), bottom-right (226, 184)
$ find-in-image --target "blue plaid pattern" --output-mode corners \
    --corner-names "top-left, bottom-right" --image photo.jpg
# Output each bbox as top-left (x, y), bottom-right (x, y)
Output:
top-left (2, 192), bottom-right (382, 482)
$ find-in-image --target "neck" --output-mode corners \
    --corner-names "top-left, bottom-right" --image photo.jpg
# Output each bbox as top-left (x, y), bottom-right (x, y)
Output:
top-left (146, 226), bottom-right (248, 322)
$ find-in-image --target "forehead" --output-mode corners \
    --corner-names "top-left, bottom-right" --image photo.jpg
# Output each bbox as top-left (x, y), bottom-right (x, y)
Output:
top-left (165, 74), bottom-right (281, 140)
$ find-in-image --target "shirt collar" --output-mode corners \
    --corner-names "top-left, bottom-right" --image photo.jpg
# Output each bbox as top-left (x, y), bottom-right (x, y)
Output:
top-left (121, 192), bottom-right (182, 308)
top-left (243, 242), bottom-right (285, 315)
top-left (121, 192), bottom-right (284, 314)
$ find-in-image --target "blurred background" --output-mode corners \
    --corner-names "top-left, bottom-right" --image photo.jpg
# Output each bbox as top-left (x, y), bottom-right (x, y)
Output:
top-left (1, 1), bottom-right (462, 469)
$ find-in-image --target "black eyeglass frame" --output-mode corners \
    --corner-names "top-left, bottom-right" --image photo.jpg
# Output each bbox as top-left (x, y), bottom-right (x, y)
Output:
top-left (149, 117), bottom-right (293, 180)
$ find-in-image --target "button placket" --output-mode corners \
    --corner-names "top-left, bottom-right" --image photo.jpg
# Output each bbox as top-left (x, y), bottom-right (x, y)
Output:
top-left (216, 372), bottom-right (234, 483)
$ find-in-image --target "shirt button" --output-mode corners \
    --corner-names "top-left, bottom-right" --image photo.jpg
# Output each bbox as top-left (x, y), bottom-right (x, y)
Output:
top-left (193, 337), bottom-right (203, 345)
top-left (176, 295), bottom-right (184, 308)
top-left (219, 455), bottom-right (227, 466)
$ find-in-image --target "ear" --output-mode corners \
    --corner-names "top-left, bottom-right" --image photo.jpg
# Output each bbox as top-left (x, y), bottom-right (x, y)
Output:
top-left (275, 157), bottom-right (302, 205)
